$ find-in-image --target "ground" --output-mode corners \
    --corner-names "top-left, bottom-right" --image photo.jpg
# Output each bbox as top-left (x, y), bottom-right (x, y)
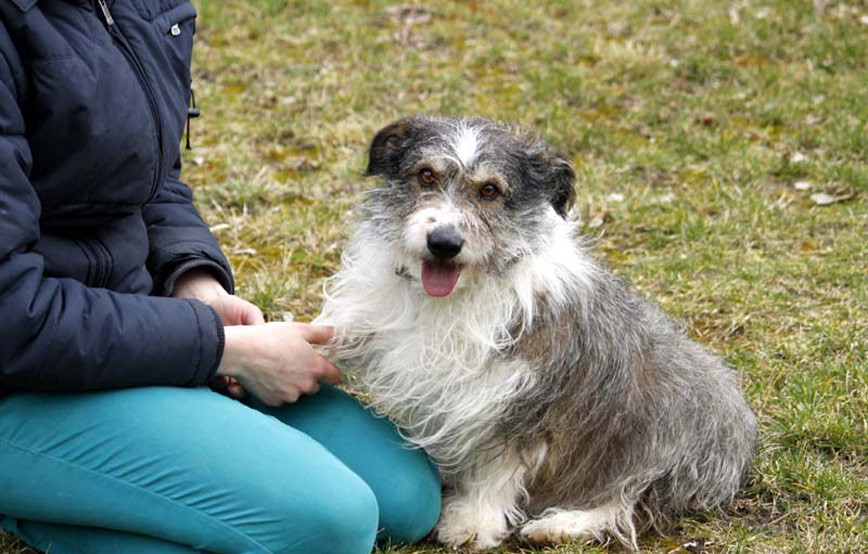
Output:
top-left (2, 0), bottom-right (866, 552)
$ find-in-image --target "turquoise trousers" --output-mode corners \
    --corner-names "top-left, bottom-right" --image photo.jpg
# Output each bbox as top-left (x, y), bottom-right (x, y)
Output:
top-left (0, 386), bottom-right (441, 554)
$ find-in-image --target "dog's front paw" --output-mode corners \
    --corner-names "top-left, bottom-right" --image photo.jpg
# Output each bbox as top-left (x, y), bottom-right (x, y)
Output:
top-left (436, 499), bottom-right (509, 550)
top-left (519, 508), bottom-right (613, 546)
top-left (520, 517), bottom-right (579, 545)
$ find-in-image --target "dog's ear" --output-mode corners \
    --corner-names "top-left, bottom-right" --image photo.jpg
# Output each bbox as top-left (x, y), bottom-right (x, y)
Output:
top-left (367, 118), bottom-right (416, 177)
top-left (549, 152), bottom-right (576, 217)
top-left (527, 143), bottom-right (576, 218)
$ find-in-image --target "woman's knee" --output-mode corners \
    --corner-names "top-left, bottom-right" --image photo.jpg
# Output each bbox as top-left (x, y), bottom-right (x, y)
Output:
top-left (249, 386), bottom-right (442, 546)
top-left (376, 452), bottom-right (441, 544)
top-left (264, 467), bottom-right (379, 554)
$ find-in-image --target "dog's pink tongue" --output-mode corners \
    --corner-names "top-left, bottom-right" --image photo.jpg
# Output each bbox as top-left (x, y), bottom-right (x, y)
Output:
top-left (422, 261), bottom-right (460, 297)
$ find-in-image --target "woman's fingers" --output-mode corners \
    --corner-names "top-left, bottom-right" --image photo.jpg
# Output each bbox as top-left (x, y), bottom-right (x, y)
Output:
top-left (226, 382), bottom-right (248, 400)
top-left (208, 374), bottom-right (248, 400)
top-left (297, 324), bottom-right (335, 345)
top-left (314, 356), bottom-right (341, 385)
top-left (298, 325), bottom-right (340, 384)
top-left (240, 302), bottom-right (265, 325)
top-left (301, 378), bottom-right (321, 396)
top-left (209, 375), bottom-right (231, 391)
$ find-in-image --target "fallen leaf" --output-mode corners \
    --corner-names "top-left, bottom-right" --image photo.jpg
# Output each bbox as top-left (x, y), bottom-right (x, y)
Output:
top-left (810, 192), bottom-right (854, 206)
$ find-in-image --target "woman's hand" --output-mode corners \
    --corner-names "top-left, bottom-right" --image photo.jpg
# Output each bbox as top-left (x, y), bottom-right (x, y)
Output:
top-left (217, 323), bottom-right (341, 406)
top-left (172, 269), bottom-right (340, 405)
top-left (173, 268), bottom-right (263, 399)
top-left (172, 268), bottom-right (264, 326)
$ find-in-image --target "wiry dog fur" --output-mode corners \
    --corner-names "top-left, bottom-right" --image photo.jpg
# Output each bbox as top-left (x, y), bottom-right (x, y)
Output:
top-left (316, 116), bottom-right (757, 550)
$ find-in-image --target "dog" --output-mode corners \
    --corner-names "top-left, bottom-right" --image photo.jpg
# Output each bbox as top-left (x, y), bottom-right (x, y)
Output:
top-left (316, 116), bottom-right (757, 550)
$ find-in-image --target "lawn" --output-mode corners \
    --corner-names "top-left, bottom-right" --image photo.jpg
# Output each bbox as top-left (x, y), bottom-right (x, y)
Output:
top-left (3, 0), bottom-right (866, 552)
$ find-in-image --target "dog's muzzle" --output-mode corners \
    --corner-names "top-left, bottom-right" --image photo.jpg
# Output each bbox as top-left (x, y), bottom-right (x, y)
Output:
top-left (427, 227), bottom-right (464, 261)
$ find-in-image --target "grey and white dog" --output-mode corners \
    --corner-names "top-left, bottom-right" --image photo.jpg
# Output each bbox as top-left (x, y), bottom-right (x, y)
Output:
top-left (316, 116), bottom-right (757, 550)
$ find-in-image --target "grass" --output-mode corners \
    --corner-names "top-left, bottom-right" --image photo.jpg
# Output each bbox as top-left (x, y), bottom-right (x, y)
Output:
top-left (3, 0), bottom-right (867, 552)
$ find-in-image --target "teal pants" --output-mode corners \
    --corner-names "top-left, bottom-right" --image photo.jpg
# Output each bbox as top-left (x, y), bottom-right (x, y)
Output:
top-left (0, 386), bottom-right (441, 554)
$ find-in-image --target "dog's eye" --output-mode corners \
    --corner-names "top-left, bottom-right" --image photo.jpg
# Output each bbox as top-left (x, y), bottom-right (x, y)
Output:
top-left (480, 183), bottom-right (501, 200)
top-left (418, 169), bottom-right (437, 189)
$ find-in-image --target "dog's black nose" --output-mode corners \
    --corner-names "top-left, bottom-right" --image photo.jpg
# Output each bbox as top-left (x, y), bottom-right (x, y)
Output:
top-left (427, 227), bottom-right (464, 260)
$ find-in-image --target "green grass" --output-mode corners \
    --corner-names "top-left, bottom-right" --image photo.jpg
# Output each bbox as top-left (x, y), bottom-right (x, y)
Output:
top-left (3, 0), bottom-right (867, 552)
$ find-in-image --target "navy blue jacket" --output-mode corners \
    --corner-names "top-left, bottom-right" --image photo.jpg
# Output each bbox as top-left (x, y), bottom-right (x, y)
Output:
top-left (0, 0), bottom-right (233, 391)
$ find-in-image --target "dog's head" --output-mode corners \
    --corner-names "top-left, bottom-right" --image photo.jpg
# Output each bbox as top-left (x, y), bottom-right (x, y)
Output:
top-left (363, 116), bottom-right (575, 297)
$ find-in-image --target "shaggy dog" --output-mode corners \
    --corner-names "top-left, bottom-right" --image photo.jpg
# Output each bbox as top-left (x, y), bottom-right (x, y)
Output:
top-left (316, 116), bottom-right (757, 550)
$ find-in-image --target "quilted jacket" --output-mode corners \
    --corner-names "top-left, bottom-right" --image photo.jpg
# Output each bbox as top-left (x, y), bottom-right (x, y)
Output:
top-left (0, 0), bottom-right (233, 391)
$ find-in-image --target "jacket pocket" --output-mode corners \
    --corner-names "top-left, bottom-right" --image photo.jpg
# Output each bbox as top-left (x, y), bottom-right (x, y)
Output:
top-left (131, 0), bottom-right (195, 21)
top-left (134, 2), bottom-right (198, 90)
top-left (147, 2), bottom-right (198, 143)
top-left (33, 234), bottom-right (93, 285)
top-left (152, 2), bottom-right (198, 37)
top-left (77, 239), bottom-right (113, 289)
top-left (156, 3), bottom-right (197, 85)
top-left (34, 235), bottom-right (113, 289)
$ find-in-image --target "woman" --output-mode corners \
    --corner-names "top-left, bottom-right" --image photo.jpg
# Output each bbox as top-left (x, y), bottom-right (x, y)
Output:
top-left (0, 1), bottom-right (440, 553)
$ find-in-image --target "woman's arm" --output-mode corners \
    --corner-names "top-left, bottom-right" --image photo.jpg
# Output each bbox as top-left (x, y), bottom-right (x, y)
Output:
top-left (0, 30), bottom-right (222, 391)
top-left (143, 156), bottom-right (235, 297)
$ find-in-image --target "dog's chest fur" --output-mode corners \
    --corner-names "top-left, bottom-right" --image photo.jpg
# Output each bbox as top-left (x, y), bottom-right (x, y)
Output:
top-left (317, 217), bottom-right (591, 472)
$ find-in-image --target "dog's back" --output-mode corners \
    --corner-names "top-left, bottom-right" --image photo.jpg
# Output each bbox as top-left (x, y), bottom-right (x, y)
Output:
top-left (512, 269), bottom-right (756, 527)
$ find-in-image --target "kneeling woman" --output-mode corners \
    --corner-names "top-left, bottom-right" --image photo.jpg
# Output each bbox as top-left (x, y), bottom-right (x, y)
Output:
top-left (0, 2), bottom-right (439, 553)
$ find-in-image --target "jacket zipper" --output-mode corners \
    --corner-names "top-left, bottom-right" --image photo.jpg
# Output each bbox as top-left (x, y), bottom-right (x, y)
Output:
top-left (95, 0), bottom-right (164, 202)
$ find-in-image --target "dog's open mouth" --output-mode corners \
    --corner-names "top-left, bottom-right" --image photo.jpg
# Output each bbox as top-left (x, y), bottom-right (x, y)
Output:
top-left (421, 260), bottom-right (460, 297)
